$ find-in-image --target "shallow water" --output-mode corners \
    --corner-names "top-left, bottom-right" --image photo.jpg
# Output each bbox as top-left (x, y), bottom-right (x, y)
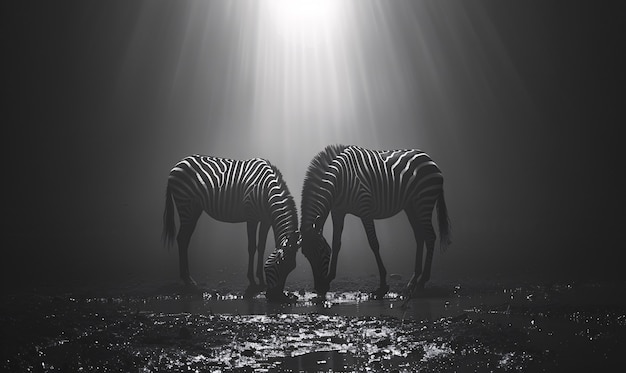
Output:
top-left (2, 277), bottom-right (625, 372)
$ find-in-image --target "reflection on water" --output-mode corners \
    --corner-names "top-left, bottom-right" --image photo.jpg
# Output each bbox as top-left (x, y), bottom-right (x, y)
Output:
top-left (140, 288), bottom-right (482, 321)
top-left (2, 279), bottom-right (625, 371)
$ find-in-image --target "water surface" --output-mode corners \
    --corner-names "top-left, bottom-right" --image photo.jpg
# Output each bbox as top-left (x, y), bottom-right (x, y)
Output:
top-left (2, 277), bottom-right (624, 371)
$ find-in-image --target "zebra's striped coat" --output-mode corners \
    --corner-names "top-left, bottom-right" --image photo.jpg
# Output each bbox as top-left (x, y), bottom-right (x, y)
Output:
top-left (162, 155), bottom-right (299, 300)
top-left (300, 145), bottom-right (451, 298)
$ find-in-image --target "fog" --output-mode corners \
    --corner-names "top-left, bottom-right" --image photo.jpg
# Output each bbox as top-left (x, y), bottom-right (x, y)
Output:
top-left (5, 1), bottom-right (623, 291)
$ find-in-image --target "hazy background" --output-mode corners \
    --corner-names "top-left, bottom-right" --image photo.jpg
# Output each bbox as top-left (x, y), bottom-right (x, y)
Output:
top-left (4, 1), bottom-right (624, 291)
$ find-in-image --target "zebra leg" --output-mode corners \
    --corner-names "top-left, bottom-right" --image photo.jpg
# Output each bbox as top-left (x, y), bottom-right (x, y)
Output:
top-left (405, 207), bottom-right (426, 296)
top-left (176, 203), bottom-right (202, 287)
top-left (256, 221), bottom-right (271, 290)
top-left (245, 221), bottom-right (259, 295)
top-left (420, 222), bottom-right (436, 286)
top-left (362, 219), bottom-right (389, 298)
top-left (328, 211), bottom-right (346, 283)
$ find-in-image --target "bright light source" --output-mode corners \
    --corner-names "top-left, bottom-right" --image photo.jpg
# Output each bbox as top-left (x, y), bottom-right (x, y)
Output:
top-left (267, 0), bottom-right (341, 44)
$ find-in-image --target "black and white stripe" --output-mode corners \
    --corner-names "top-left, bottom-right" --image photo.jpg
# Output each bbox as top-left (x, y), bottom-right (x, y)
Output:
top-left (162, 155), bottom-right (299, 296)
top-left (300, 145), bottom-right (451, 297)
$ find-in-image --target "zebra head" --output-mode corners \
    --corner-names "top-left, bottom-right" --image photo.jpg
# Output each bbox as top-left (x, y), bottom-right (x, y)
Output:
top-left (301, 216), bottom-right (332, 296)
top-left (264, 230), bottom-right (301, 301)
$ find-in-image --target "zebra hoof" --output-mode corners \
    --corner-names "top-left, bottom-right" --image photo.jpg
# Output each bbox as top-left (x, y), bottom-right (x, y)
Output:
top-left (371, 285), bottom-right (390, 300)
top-left (402, 285), bottom-right (414, 299)
top-left (182, 276), bottom-right (198, 287)
top-left (182, 276), bottom-right (198, 286)
top-left (310, 293), bottom-right (327, 304)
top-left (266, 290), bottom-right (297, 303)
top-left (244, 285), bottom-right (262, 298)
top-left (403, 282), bottom-right (425, 299)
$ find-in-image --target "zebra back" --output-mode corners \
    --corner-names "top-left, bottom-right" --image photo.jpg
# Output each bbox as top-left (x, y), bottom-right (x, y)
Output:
top-left (163, 155), bottom-right (298, 248)
top-left (300, 145), bottom-right (451, 250)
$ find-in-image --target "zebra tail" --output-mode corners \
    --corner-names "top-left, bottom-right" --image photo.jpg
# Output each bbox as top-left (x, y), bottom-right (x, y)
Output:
top-left (162, 185), bottom-right (176, 248)
top-left (437, 190), bottom-right (452, 252)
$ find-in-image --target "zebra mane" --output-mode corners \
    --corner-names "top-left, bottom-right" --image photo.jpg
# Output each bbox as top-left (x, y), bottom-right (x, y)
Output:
top-left (301, 144), bottom-right (349, 226)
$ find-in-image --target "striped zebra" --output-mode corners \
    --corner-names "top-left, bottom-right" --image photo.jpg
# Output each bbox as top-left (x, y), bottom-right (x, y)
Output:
top-left (162, 155), bottom-right (300, 301)
top-left (300, 145), bottom-right (451, 298)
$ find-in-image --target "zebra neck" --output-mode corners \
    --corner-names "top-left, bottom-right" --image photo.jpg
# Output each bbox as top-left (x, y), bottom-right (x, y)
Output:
top-left (263, 166), bottom-right (298, 247)
top-left (272, 221), bottom-right (296, 247)
top-left (301, 201), bottom-right (331, 233)
top-left (268, 197), bottom-right (298, 247)
top-left (301, 182), bottom-right (335, 232)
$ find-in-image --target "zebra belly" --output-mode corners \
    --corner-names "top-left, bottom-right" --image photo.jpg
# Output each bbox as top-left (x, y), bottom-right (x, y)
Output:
top-left (205, 212), bottom-right (243, 223)
top-left (361, 206), bottom-right (404, 220)
top-left (343, 199), bottom-right (405, 220)
top-left (204, 205), bottom-right (256, 224)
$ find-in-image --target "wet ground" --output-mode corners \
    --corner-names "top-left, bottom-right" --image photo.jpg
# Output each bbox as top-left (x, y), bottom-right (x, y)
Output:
top-left (2, 275), bottom-right (625, 372)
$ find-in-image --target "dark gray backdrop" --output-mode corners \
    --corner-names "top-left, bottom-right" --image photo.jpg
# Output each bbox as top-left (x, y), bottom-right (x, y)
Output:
top-left (4, 1), bottom-right (623, 290)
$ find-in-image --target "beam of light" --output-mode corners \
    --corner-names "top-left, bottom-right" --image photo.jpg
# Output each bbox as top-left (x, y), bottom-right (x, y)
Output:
top-left (116, 1), bottom-right (525, 224)
top-left (114, 0), bottom-right (526, 210)
top-left (248, 0), bottom-right (363, 143)
top-left (266, 0), bottom-right (341, 45)
top-left (112, 1), bottom-right (464, 163)
top-left (240, 1), bottom-right (401, 173)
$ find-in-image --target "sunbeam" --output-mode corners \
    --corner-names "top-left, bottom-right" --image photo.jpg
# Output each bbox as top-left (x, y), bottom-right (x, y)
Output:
top-left (175, 1), bottom-right (476, 196)
top-left (243, 0), bottom-right (380, 161)
top-left (267, 0), bottom-right (341, 44)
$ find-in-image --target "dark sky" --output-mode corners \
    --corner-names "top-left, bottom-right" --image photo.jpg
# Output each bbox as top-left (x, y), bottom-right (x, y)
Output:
top-left (4, 1), bottom-right (624, 290)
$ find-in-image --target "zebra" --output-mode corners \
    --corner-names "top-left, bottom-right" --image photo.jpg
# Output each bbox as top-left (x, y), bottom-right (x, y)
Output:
top-left (162, 155), bottom-right (300, 301)
top-left (300, 144), bottom-right (451, 299)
